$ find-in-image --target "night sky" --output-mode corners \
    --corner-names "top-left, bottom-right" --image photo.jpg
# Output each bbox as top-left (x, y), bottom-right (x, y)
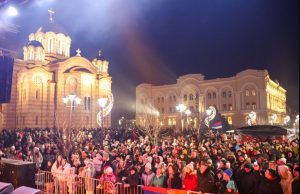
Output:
top-left (0, 0), bottom-right (299, 124)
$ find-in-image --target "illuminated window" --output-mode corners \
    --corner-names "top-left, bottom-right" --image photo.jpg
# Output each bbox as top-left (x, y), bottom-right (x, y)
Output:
top-left (245, 90), bottom-right (250, 96)
top-left (222, 91), bottom-right (227, 98)
top-left (227, 117), bottom-right (233, 125)
top-left (252, 90), bottom-right (256, 96)
top-left (84, 97), bottom-right (91, 112)
top-left (252, 102), bottom-right (257, 109)
top-left (246, 103), bottom-right (251, 109)
top-left (229, 104), bottom-right (233, 111)
top-left (172, 118), bottom-right (176, 125)
top-left (168, 118), bottom-right (172, 125)
top-left (213, 92), bottom-right (216, 99)
top-left (208, 93), bottom-right (211, 99)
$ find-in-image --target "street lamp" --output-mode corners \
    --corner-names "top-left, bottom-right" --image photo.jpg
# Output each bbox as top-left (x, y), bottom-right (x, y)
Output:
top-left (176, 103), bottom-right (187, 131)
top-left (98, 97), bottom-right (108, 128)
top-left (185, 109), bottom-right (191, 127)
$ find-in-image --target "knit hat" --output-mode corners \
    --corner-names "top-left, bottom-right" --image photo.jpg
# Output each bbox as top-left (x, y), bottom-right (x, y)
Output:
top-left (104, 166), bottom-right (113, 174)
top-left (185, 163), bottom-right (194, 172)
top-left (244, 163), bottom-right (253, 169)
top-left (278, 158), bottom-right (287, 164)
top-left (223, 169), bottom-right (233, 178)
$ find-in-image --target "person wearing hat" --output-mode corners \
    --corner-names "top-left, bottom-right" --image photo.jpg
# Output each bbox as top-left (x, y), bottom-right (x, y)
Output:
top-left (123, 166), bottom-right (140, 192)
top-left (141, 163), bottom-right (155, 186)
top-left (218, 169), bottom-right (238, 194)
top-left (183, 162), bottom-right (197, 191)
top-left (256, 169), bottom-right (283, 194)
top-left (197, 159), bottom-right (216, 193)
top-left (236, 162), bottom-right (260, 194)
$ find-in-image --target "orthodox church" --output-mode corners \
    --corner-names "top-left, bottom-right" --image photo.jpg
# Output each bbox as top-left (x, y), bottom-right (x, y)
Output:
top-left (0, 10), bottom-right (112, 129)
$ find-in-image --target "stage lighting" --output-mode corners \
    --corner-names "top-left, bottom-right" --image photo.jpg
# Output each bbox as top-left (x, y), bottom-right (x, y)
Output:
top-left (6, 6), bottom-right (18, 17)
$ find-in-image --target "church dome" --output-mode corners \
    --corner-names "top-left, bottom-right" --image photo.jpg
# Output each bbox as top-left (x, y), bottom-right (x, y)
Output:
top-left (27, 40), bottom-right (44, 48)
top-left (40, 21), bottom-right (68, 35)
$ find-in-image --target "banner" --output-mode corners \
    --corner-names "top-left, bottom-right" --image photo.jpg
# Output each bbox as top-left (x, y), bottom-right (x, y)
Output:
top-left (143, 186), bottom-right (188, 194)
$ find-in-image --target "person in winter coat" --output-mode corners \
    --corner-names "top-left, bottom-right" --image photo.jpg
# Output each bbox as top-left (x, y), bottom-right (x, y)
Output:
top-left (151, 164), bottom-right (165, 188)
top-left (183, 163), bottom-right (197, 191)
top-left (123, 166), bottom-right (140, 193)
top-left (197, 160), bottom-right (216, 193)
top-left (278, 165), bottom-right (293, 194)
top-left (292, 167), bottom-right (299, 194)
top-left (256, 169), bottom-right (283, 194)
top-left (236, 163), bottom-right (260, 194)
top-left (99, 166), bottom-right (117, 184)
top-left (141, 163), bottom-right (155, 186)
top-left (220, 169), bottom-right (237, 194)
top-left (163, 164), bottom-right (182, 189)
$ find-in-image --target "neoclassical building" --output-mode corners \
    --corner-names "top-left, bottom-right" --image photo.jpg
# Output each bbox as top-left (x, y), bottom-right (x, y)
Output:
top-left (0, 22), bottom-right (112, 129)
top-left (136, 70), bottom-right (286, 128)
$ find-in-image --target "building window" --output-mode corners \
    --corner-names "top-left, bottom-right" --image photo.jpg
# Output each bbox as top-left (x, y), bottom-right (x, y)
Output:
top-left (246, 102), bottom-right (251, 109)
top-left (223, 104), bottom-right (227, 111)
top-left (228, 91), bottom-right (232, 98)
top-left (157, 97), bottom-right (160, 103)
top-left (161, 108), bottom-right (165, 114)
top-left (213, 92), bottom-right (216, 99)
top-left (229, 104), bottom-right (233, 111)
top-left (227, 117), bottom-right (232, 125)
top-left (252, 102), bottom-right (257, 109)
top-left (222, 91), bottom-right (227, 98)
top-left (36, 89), bottom-right (40, 100)
top-left (35, 116), bottom-right (39, 125)
top-left (168, 118), bottom-right (172, 125)
top-left (252, 90), bottom-right (256, 96)
top-left (84, 97), bottom-right (91, 112)
top-left (207, 93), bottom-right (211, 99)
top-left (173, 96), bottom-right (176, 102)
top-left (184, 94), bottom-right (188, 101)
top-left (245, 90), bottom-right (250, 96)
top-left (189, 94), bottom-right (194, 101)
top-left (172, 118), bottom-right (176, 125)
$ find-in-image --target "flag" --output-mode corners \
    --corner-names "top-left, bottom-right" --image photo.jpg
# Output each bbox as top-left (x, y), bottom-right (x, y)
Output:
top-left (212, 121), bottom-right (222, 129)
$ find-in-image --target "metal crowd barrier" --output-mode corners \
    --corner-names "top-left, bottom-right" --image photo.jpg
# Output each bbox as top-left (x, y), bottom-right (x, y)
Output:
top-left (35, 171), bottom-right (202, 194)
top-left (35, 171), bottom-right (143, 194)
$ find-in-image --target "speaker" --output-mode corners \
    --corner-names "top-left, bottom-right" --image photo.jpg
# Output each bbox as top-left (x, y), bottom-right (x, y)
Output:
top-left (0, 182), bottom-right (14, 194)
top-left (0, 55), bottom-right (14, 103)
top-left (0, 159), bottom-right (36, 188)
top-left (11, 186), bottom-right (41, 194)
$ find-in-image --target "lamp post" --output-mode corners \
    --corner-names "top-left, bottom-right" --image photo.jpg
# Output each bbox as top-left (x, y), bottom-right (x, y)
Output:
top-left (62, 94), bottom-right (81, 155)
top-left (98, 97), bottom-right (108, 128)
top-left (176, 103), bottom-right (187, 131)
top-left (185, 109), bottom-right (191, 127)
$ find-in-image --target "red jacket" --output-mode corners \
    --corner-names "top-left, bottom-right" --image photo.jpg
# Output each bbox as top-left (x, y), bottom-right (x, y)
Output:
top-left (184, 173), bottom-right (198, 191)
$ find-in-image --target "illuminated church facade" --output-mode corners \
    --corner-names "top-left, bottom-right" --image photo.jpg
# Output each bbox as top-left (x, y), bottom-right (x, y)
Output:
top-left (0, 20), bottom-right (112, 129)
top-left (136, 70), bottom-right (287, 128)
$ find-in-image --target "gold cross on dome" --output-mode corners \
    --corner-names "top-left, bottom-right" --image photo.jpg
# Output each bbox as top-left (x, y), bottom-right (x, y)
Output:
top-left (48, 8), bottom-right (55, 23)
top-left (76, 48), bottom-right (81, 56)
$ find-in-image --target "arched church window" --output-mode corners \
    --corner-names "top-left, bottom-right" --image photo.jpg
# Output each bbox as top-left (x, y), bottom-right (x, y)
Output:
top-left (69, 77), bottom-right (77, 94)
top-left (213, 92), bottom-right (216, 99)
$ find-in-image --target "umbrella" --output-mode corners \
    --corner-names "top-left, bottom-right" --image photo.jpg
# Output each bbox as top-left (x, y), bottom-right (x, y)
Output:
top-left (235, 125), bottom-right (287, 137)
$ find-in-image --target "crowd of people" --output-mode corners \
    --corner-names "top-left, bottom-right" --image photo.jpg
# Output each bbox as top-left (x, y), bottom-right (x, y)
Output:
top-left (0, 127), bottom-right (299, 194)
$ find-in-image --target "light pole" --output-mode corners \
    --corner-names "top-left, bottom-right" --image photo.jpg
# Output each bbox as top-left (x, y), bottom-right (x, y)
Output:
top-left (176, 103), bottom-right (187, 131)
top-left (62, 94), bottom-right (81, 155)
top-left (185, 109), bottom-right (191, 127)
top-left (98, 97), bottom-right (108, 128)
